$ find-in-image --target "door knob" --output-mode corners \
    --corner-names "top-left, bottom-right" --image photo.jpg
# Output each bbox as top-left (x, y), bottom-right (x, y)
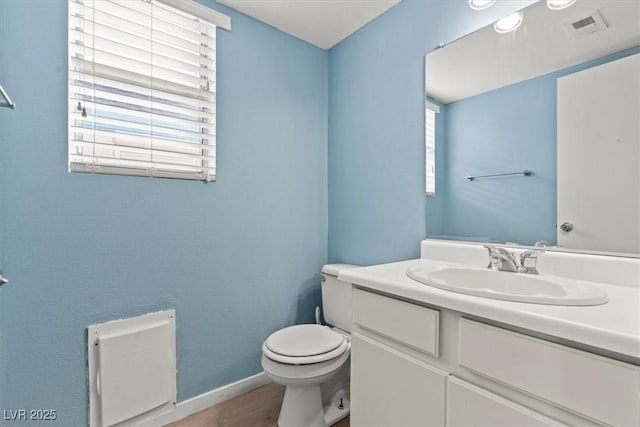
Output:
top-left (0, 274), bottom-right (8, 287)
top-left (559, 222), bottom-right (574, 233)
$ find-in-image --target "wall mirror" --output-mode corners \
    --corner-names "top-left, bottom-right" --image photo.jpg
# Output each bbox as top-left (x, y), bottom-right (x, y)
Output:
top-left (425, 0), bottom-right (639, 256)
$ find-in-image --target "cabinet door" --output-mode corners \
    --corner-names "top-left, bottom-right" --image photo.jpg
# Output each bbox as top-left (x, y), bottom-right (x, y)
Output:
top-left (351, 332), bottom-right (447, 427)
top-left (447, 377), bottom-right (566, 427)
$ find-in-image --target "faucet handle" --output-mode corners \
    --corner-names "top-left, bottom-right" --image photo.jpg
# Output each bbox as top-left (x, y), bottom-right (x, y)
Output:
top-left (483, 245), bottom-right (499, 269)
top-left (520, 250), bottom-right (543, 274)
top-left (483, 245), bottom-right (517, 270)
top-left (483, 244), bottom-right (496, 253)
top-left (520, 250), bottom-right (544, 261)
top-left (483, 245), bottom-right (511, 256)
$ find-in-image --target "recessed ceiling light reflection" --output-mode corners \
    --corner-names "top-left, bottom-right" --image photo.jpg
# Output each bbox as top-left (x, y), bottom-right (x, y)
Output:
top-left (547, 0), bottom-right (577, 10)
top-left (469, 0), bottom-right (496, 11)
top-left (494, 11), bottom-right (524, 33)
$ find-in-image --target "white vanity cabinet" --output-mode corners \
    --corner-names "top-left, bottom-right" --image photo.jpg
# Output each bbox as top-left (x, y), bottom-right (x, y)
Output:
top-left (350, 287), bottom-right (640, 427)
top-left (351, 288), bottom-right (446, 426)
top-left (351, 333), bottom-right (447, 426)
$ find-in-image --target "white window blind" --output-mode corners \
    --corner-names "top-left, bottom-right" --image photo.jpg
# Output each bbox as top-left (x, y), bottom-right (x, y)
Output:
top-left (425, 101), bottom-right (440, 196)
top-left (68, 0), bottom-right (220, 181)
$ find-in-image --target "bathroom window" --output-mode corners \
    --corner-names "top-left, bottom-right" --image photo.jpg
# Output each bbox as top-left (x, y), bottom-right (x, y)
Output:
top-left (425, 101), bottom-right (440, 196)
top-left (68, 0), bottom-right (229, 182)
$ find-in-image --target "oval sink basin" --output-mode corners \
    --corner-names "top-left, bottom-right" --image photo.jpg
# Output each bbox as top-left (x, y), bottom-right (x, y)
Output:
top-left (407, 264), bottom-right (608, 306)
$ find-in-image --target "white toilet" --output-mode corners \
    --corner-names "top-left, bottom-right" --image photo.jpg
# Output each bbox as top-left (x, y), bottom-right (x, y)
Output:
top-left (261, 264), bottom-right (358, 427)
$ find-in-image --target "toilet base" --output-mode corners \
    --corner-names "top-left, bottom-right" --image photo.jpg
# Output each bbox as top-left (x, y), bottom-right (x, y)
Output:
top-left (324, 396), bottom-right (350, 426)
top-left (278, 385), bottom-right (325, 427)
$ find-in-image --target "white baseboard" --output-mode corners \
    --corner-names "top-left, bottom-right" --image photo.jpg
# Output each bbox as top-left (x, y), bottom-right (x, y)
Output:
top-left (135, 372), bottom-right (271, 426)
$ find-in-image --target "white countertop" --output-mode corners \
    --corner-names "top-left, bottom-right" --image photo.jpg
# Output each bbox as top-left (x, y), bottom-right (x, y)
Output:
top-left (340, 258), bottom-right (640, 360)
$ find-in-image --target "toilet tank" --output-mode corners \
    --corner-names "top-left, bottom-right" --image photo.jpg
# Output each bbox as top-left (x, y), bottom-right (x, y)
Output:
top-left (321, 264), bottom-right (360, 333)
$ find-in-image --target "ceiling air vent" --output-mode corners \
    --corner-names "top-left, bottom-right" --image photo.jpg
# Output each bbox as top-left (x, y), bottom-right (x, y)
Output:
top-left (564, 10), bottom-right (608, 39)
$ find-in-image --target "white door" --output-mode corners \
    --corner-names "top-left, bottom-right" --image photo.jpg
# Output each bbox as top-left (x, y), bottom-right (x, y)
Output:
top-left (351, 332), bottom-right (447, 427)
top-left (557, 53), bottom-right (640, 254)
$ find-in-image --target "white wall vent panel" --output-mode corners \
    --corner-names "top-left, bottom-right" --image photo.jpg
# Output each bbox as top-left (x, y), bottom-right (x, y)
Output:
top-left (88, 310), bottom-right (176, 427)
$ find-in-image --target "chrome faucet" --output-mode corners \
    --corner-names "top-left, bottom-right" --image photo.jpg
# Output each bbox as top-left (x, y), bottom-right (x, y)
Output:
top-left (483, 245), bottom-right (543, 274)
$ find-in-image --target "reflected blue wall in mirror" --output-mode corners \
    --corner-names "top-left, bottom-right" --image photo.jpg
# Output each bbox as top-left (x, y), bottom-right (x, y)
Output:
top-left (426, 46), bottom-right (640, 246)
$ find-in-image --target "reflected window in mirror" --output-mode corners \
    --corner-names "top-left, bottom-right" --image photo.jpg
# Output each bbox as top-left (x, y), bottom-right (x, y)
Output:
top-left (425, 101), bottom-right (440, 196)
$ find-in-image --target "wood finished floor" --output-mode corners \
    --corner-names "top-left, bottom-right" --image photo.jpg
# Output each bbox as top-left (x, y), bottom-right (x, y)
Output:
top-left (167, 383), bottom-right (350, 427)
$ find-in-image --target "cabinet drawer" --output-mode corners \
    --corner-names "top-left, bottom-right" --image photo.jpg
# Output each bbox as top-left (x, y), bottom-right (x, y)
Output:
top-left (447, 376), bottom-right (566, 427)
top-left (459, 318), bottom-right (640, 427)
top-left (353, 288), bottom-right (439, 357)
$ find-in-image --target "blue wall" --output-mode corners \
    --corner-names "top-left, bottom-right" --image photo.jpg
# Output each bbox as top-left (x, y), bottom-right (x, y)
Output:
top-left (428, 47), bottom-right (640, 246)
top-left (328, 0), bottom-right (535, 265)
top-left (0, 1), bottom-right (327, 425)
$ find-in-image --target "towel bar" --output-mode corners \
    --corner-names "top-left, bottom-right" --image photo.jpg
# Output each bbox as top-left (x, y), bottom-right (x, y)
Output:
top-left (465, 170), bottom-right (532, 181)
top-left (0, 83), bottom-right (15, 109)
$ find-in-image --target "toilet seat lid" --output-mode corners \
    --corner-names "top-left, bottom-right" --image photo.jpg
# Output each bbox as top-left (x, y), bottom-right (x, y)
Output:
top-left (265, 324), bottom-right (344, 357)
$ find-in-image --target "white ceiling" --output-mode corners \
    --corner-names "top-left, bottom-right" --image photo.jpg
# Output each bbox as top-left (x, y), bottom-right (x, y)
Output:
top-left (216, 0), bottom-right (400, 50)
